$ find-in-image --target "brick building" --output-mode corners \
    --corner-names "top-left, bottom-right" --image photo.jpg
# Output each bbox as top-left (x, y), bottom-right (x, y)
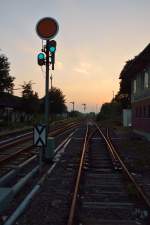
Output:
top-left (120, 44), bottom-right (150, 140)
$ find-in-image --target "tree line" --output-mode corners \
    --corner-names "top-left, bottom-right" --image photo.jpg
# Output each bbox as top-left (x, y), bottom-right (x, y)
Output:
top-left (97, 60), bottom-right (131, 123)
top-left (0, 52), bottom-right (67, 115)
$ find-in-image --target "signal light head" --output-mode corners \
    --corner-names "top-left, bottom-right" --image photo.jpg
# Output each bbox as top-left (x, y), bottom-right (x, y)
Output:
top-left (48, 40), bottom-right (57, 53)
top-left (38, 53), bottom-right (45, 60)
top-left (37, 52), bottom-right (45, 66)
top-left (49, 46), bottom-right (56, 53)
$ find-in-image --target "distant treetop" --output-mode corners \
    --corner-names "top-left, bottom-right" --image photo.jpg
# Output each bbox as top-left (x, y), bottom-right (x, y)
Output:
top-left (0, 53), bottom-right (15, 94)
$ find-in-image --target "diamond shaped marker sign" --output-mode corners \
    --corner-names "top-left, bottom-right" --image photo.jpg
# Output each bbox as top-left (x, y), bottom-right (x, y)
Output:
top-left (34, 124), bottom-right (46, 147)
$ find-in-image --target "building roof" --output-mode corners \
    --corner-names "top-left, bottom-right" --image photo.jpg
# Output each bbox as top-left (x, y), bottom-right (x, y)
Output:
top-left (0, 93), bottom-right (22, 109)
top-left (119, 43), bottom-right (150, 79)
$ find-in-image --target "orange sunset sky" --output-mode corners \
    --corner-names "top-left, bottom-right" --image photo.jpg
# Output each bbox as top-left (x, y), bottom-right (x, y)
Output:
top-left (1, 0), bottom-right (150, 112)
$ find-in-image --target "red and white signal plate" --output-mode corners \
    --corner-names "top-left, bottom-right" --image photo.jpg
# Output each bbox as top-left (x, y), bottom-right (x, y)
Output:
top-left (36, 17), bottom-right (59, 40)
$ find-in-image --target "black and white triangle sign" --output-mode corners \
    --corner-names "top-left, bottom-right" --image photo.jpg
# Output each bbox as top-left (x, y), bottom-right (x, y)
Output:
top-left (34, 124), bottom-right (46, 146)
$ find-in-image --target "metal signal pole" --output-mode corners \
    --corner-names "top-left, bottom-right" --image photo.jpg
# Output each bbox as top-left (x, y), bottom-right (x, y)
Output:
top-left (36, 17), bottom-right (59, 163)
top-left (70, 101), bottom-right (75, 112)
top-left (82, 103), bottom-right (86, 112)
top-left (45, 41), bottom-right (50, 130)
top-left (50, 74), bottom-right (53, 90)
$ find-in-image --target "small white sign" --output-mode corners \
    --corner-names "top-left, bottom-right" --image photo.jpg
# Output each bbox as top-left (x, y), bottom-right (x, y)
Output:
top-left (34, 124), bottom-right (46, 146)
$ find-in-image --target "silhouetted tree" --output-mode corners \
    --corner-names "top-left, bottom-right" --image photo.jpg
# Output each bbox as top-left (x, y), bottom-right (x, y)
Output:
top-left (97, 102), bottom-right (122, 121)
top-left (115, 60), bottom-right (132, 108)
top-left (21, 81), bottom-right (39, 113)
top-left (69, 110), bottom-right (82, 118)
top-left (0, 53), bottom-right (15, 94)
top-left (41, 87), bottom-right (67, 114)
top-left (21, 81), bottom-right (34, 98)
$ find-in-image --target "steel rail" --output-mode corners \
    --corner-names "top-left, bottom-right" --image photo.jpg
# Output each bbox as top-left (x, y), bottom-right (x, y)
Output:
top-left (0, 127), bottom-right (32, 140)
top-left (95, 124), bottom-right (118, 163)
top-left (0, 134), bottom-right (32, 151)
top-left (67, 125), bottom-right (120, 225)
top-left (67, 123), bottom-right (150, 225)
top-left (49, 122), bottom-right (80, 137)
top-left (0, 122), bottom-right (80, 150)
top-left (67, 124), bottom-right (89, 225)
top-left (0, 155), bottom-right (37, 186)
top-left (106, 127), bottom-right (150, 210)
top-left (0, 120), bottom-right (75, 141)
top-left (97, 125), bottom-right (150, 211)
top-left (3, 153), bottom-right (64, 225)
top-left (0, 145), bottom-right (34, 166)
top-left (0, 132), bottom-right (32, 146)
top-left (0, 125), bottom-right (79, 168)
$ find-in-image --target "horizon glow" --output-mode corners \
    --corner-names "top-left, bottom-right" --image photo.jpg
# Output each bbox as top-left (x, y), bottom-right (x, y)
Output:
top-left (0, 0), bottom-right (150, 112)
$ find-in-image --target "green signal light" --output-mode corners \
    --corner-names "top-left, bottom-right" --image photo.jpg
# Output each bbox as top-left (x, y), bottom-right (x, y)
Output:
top-left (38, 53), bottom-right (45, 59)
top-left (37, 52), bottom-right (45, 66)
top-left (49, 46), bottom-right (56, 53)
top-left (48, 40), bottom-right (56, 53)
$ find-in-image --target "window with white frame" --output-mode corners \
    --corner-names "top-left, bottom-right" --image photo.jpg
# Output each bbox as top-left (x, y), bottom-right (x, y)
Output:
top-left (133, 79), bottom-right (136, 93)
top-left (144, 71), bottom-right (149, 88)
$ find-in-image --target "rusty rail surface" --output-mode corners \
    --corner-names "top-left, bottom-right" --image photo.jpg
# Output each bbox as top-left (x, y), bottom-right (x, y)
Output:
top-left (0, 145), bottom-right (34, 166)
top-left (67, 124), bottom-right (89, 225)
top-left (95, 124), bottom-right (118, 163)
top-left (106, 127), bottom-right (150, 210)
top-left (67, 123), bottom-right (150, 225)
top-left (0, 121), bottom-right (80, 168)
top-left (0, 122), bottom-right (80, 151)
top-left (0, 134), bottom-right (32, 151)
top-left (49, 121), bottom-right (80, 137)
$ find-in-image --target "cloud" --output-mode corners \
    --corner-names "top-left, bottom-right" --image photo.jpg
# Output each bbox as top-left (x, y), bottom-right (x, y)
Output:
top-left (74, 67), bottom-right (88, 74)
top-left (73, 62), bottom-right (91, 74)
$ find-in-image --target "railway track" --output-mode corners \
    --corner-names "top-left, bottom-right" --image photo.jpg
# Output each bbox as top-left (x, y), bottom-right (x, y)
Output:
top-left (67, 123), bottom-right (150, 225)
top-left (0, 121), bottom-right (80, 173)
top-left (0, 132), bottom-right (32, 151)
top-left (0, 120), bottom-right (80, 150)
top-left (0, 125), bottom-right (80, 225)
top-left (3, 121), bottom-right (150, 225)
top-left (1, 123), bottom-right (87, 225)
